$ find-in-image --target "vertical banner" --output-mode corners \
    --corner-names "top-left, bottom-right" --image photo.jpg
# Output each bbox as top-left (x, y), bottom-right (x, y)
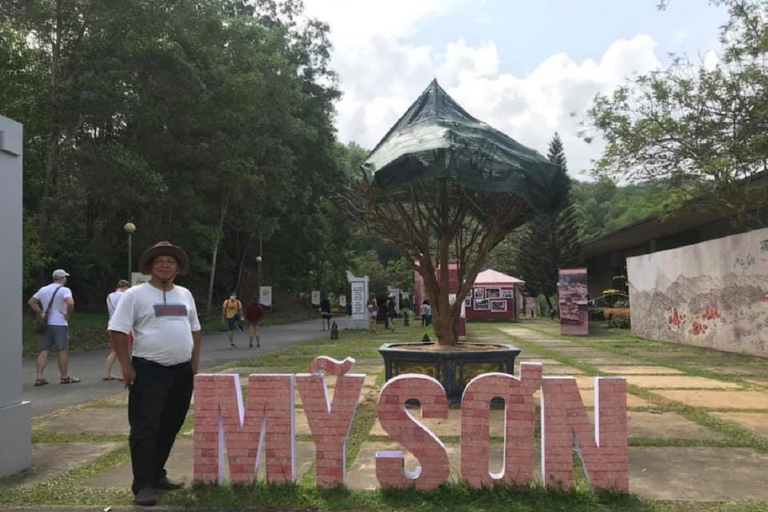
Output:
top-left (260, 286), bottom-right (273, 307)
top-left (558, 268), bottom-right (588, 335)
top-left (311, 291), bottom-right (320, 306)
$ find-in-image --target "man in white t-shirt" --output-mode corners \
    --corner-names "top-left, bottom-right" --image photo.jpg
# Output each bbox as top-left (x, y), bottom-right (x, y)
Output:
top-left (108, 241), bottom-right (201, 507)
top-left (27, 269), bottom-right (78, 386)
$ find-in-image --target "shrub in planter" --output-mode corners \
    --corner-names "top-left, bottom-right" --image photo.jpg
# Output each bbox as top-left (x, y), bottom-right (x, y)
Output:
top-left (607, 312), bottom-right (631, 329)
top-left (604, 307), bottom-right (631, 320)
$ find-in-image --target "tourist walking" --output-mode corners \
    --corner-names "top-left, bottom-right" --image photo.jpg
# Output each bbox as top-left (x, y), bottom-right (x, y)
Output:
top-left (245, 297), bottom-right (264, 348)
top-left (320, 296), bottom-right (332, 331)
top-left (108, 241), bottom-right (201, 507)
top-left (221, 293), bottom-right (243, 349)
top-left (103, 279), bottom-right (131, 381)
top-left (27, 269), bottom-right (79, 386)
top-left (367, 293), bottom-right (378, 333)
top-left (421, 299), bottom-right (432, 328)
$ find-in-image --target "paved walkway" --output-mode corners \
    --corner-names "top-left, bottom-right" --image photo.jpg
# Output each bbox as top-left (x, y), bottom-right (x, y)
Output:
top-left (22, 318), bottom-right (329, 416)
top-left (4, 318), bottom-right (768, 507)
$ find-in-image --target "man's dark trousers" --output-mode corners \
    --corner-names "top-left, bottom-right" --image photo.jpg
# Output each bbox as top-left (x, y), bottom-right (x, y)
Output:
top-left (128, 357), bottom-right (194, 494)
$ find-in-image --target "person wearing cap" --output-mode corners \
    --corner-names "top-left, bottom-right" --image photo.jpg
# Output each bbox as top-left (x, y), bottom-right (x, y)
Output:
top-left (221, 293), bottom-right (243, 349)
top-left (108, 241), bottom-right (201, 507)
top-left (103, 279), bottom-right (132, 381)
top-left (27, 268), bottom-right (78, 386)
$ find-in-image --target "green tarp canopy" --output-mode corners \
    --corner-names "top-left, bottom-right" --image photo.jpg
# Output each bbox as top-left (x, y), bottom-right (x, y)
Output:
top-left (363, 79), bottom-right (569, 212)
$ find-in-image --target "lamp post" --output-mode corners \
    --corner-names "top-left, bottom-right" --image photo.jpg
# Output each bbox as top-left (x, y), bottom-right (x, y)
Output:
top-left (124, 222), bottom-right (136, 282)
top-left (256, 256), bottom-right (262, 296)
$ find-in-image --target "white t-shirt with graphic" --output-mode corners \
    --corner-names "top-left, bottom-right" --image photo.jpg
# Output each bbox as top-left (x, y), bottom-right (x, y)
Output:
top-left (33, 283), bottom-right (73, 326)
top-left (108, 282), bottom-right (201, 366)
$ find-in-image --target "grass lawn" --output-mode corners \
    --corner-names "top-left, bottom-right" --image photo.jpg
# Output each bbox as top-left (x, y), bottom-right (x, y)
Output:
top-left (5, 318), bottom-right (766, 512)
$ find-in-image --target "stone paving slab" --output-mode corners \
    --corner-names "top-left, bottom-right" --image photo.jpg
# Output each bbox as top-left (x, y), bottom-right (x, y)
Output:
top-left (624, 375), bottom-right (742, 389)
top-left (654, 390), bottom-right (768, 409)
top-left (629, 447), bottom-right (768, 500)
top-left (705, 366), bottom-right (768, 376)
top-left (0, 442), bottom-right (121, 488)
top-left (601, 365), bottom-right (684, 375)
top-left (710, 412), bottom-right (768, 436)
top-left (538, 364), bottom-right (585, 375)
top-left (575, 356), bottom-right (645, 365)
top-left (83, 440), bottom-right (316, 489)
top-left (36, 408), bottom-right (129, 436)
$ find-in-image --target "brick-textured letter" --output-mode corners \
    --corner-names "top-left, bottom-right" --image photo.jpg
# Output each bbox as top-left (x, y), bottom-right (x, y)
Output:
top-left (193, 373), bottom-right (295, 485)
top-left (296, 357), bottom-right (365, 488)
top-left (460, 363), bottom-right (542, 488)
top-left (375, 375), bottom-right (449, 490)
top-left (541, 376), bottom-right (628, 491)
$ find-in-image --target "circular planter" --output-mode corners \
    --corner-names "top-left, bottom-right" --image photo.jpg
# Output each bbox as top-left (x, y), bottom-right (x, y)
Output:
top-left (379, 342), bottom-right (521, 404)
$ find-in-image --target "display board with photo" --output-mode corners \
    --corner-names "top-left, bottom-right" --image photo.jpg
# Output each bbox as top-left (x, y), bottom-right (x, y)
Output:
top-left (485, 288), bottom-right (501, 298)
top-left (474, 288), bottom-right (485, 299)
top-left (474, 298), bottom-right (490, 310)
top-left (499, 289), bottom-right (514, 298)
top-left (490, 300), bottom-right (507, 312)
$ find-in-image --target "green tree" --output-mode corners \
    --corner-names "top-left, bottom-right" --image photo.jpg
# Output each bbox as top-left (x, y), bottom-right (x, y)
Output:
top-left (514, 133), bottom-right (582, 312)
top-left (582, 0), bottom-right (768, 230)
top-left (2, 0), bottom-right (349, 311)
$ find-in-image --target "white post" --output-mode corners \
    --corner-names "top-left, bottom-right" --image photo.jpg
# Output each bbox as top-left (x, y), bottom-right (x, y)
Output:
top-left (0, 115), bottom-right (32, 476)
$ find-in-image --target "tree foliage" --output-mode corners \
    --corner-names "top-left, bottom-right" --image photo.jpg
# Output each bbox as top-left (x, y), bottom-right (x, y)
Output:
top-left (1, 0), bottom-right (354, 309)
top-left (582, 0), bottom-right (768, 229)
top-left (570, 178), bottom-right (671, 239)
top-left (513, 134), bottom-right (581, 310)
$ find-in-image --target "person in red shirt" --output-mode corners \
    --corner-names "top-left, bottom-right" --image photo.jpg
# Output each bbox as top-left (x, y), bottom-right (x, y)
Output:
top-left (245, 297), bottom-right (264, 348)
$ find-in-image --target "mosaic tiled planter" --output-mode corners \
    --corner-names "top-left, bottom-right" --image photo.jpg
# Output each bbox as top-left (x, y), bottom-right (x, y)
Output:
top-left (379, 342), bottom-right (521, 404)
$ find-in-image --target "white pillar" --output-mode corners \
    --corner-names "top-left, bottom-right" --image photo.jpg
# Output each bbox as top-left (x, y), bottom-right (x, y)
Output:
top-left (0, 115), bottom-right (32, 476)
top-left (345, 271), bottom-right (369, 330)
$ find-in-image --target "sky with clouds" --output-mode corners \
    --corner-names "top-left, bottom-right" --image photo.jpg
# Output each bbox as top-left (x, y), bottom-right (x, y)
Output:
top-left (301, 0), bottom-right (727, 177)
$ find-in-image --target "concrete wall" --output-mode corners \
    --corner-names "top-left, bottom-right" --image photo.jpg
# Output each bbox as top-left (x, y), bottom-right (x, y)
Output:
top-left (628, 227), bottom-right (768, 358)
top-left (0, 115), bottom-right (32, 476)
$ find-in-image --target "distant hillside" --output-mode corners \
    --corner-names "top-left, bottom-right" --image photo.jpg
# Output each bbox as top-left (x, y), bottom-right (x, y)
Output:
top-left (570, 178), bottom-right (670, 240)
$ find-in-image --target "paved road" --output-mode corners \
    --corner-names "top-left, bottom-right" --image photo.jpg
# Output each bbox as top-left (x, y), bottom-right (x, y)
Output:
top-left (22, 318), bottom-right (332, 417)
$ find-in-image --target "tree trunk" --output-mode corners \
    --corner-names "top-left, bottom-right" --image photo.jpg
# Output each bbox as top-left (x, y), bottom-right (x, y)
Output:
top-left (37, 0), bottom-right (64, 281)
top-left (434, 179), bottom-right (457, 346)
top-left (544, 295), bottom-right (555, 318)
top-left (205, 195), bottom-right (229, 315)
top-left (233, 233), bottom-right (252, 296)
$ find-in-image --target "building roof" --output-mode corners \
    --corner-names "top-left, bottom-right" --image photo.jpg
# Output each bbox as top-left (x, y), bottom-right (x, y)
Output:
top-left (475, 269), bottom-right (525, 285)
top-left (579, 207), bottom-right (723, 259)
top-left (580, 171), bottom-right (768, 260)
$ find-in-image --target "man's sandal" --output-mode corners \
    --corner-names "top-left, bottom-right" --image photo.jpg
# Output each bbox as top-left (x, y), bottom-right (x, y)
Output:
top-left (60, 376), bottom-right (81, 384)
top-left (34, 378), bottom-right (49, 387)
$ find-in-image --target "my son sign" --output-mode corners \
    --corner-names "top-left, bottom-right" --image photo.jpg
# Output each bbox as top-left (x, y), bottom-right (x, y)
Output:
top-left (193, 356), bottom-right (628, 492)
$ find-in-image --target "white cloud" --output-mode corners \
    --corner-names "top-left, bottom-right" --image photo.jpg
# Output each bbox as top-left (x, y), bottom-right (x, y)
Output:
top-left (303, 1), bottom-right (662, 175)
